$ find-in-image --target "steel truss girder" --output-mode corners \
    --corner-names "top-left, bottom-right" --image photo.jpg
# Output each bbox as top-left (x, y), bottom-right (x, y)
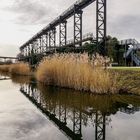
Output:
top-left (32, 40), bottom-right (39, 54)
top-left (49, 28), bottom-right (56, 49)
top-left (73, 109), bottom-right (82, 136)
top-left (74, 9), bottom-right (83, 47)
top-left (39, 34), bottom-right (49, 53)
top-left (96, 0), bottom-right (107, 54)
top-left (59, 21), bottom-right (67, 47)
top-left (95, 111), bottom-right (106, 140)
top-left (59, 104), bottom-right (67, 124)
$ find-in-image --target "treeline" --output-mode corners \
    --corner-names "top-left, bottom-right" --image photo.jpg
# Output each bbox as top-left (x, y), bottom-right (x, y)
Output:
top-left (83, 35), bottom-right (126, 66)
top-left (18, 35), bottom-right (127, 66)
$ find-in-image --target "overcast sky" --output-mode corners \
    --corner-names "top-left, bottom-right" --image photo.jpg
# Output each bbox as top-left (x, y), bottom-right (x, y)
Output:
top-left (0, 0), bottom-right (140, 56)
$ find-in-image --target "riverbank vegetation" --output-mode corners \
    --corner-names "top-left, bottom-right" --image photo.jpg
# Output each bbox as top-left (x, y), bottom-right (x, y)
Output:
top-left (36, 53), bottom-right (117, 94)
top-left (0, 53), bottom-right (140, 95)
top-left (0, 63), bottom-right (31, 76)
top-left (112, 69), bottom-right (140, 95)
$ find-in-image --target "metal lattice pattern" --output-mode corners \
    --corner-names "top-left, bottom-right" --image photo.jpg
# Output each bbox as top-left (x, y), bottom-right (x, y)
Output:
top-left (49, 28), bottom-right (56, 49)
top-left (20, 84), bottom-right (109, 140)
top-left (95, 111), bottom-right (106, 140)
top-left (74, 10), bottom-right (83, 47)
top-left (59, 21), bottom-right (67, 46)
top-left (96, 0), bottom-right (106, 54)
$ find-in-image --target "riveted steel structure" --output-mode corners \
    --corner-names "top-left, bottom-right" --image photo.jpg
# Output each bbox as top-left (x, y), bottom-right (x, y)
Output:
top-left (0, 56), bottom-right (18, 64)
top-left (95, 111), bottom-right (106, 140)
top-left (59, 20), bottom-right (67, 47)
top-left (74, 9), bottom-right (83, 47)
top-left (96, 0), bottom-right (107, 55)
top-left (20, 83), bottom-right (108, 140)
top-left (19, 0), bottom-right (107, 63)
top-left (49, 27), bottom-right (56, 49)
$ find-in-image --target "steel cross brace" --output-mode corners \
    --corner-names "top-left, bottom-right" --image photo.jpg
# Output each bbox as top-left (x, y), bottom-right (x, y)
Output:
top-left (96, 0), bottom-right (107, 55)
top-left (49, 28), bottom-right (56, 50)
top-left (74, 8), bottom-right (83, 47)
top-left (95, 111), bottom-right (106, 140)
top-left (59, 20), bottom-right (67, 47)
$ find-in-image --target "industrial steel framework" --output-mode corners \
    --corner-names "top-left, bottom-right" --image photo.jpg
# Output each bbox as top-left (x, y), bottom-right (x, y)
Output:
top-left (20, 84), bottom-right (107, 140)
top-left (19, 0), bottom-right (107, 62)
top-left (95, 111), bottom-right (106, 140)
top-left (0, 56), bottom-right (18, 64)
top-left (96, 0), bottom-right (107, 54)
top-left (59, 20), bottom-right (67, 47)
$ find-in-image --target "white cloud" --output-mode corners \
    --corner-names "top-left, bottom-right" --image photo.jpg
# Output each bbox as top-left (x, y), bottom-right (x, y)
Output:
top-left (0, 0), bottom-right (140, 56)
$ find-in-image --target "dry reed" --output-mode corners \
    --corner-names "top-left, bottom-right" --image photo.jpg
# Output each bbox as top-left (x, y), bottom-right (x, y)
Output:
top-left (36, 53), bottom-right (117, 94)
top-left (0, 63), bottom-right (31, 76)
top-left (0, 65), bottom-right (11, 72)
top-left (10, 63), bottom-right (31, 75)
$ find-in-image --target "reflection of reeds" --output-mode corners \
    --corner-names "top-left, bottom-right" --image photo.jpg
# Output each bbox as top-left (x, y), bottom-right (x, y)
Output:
top-left (0, 65), bottom-right (10, 72)
top-left (11, 75), bottom-right (31, 85)
top-left (36, 53), bottom-right (117, 94)
top-left (37, 83), bottom-right (140, 114)
top-left (0, 63), bottom-right (31, 76)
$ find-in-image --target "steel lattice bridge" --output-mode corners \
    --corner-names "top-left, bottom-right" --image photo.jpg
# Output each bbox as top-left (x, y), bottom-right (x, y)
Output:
top-left (20, 83), bottom-right (107, 140)
top-left (18, 0), bottom-right (106, 64)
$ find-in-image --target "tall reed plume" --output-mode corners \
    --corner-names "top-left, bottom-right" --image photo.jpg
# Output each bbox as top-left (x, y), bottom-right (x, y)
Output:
top-left (36, 53), bottom-right (117, 94)
top-left (0, 63), bottom-right (31, 76)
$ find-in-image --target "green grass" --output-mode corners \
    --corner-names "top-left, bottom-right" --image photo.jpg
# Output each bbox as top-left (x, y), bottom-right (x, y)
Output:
top-left (109, 67), bottom-right (140, 71)
top-left (110, 69), bottom-right (140, 95)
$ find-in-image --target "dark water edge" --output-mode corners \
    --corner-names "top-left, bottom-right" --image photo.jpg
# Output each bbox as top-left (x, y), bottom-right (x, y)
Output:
top-left (0, 73), bottom-right (140, 140)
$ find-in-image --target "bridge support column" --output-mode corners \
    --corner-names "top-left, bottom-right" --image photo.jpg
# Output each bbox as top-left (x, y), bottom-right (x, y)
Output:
top-left (96, 0), bottom-right (107, 55)
top-left (39, 37), bottom-right (43, 54)
top-left (34, 39), bottom-right (39, 54)
top-left (45, 33), bottom-right (49, 52)
top-left (27, 45), bottom-right (30, 57)
top-left (59, 21), bottom-right (67, 47)
top-left (25, 47), bottom-right (28, 57)
top-left (95, 111), bottom-right (106, 140)
top-left (74, 9), bottom-right (83, 47)
top-left (49, 28), bottom-right (56, 50)
top-left (73, 109), bottom-right (82, 137)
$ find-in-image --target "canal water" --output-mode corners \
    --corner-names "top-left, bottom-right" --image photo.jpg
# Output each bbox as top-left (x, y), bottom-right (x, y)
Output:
top-left (0, 74), bottom-right (140, 140)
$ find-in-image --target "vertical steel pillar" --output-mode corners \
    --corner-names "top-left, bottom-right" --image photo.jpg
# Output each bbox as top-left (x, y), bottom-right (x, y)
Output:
top-left (96, 0), bottom-right (107, 55)
top-left (59, 20), bottom-right (67, 47)
top-left (41, 33), bottom-right (48, 53)
top-left (40, 36), bottom-right (43, 54)
top-left (95, 111), bottom-right (106, 140)
top-left (74, 8), bottom-right (83, 47)
top-left (49, 28), bottom-right (56, 50)
top-left (28, 44), bottom-right (31, 56)
top-left (45, 33), bottom-right (49, 52)
top-left (73, 109), bottom-right (82, 137)
top-left (25, 46), bottom-right (28, 57)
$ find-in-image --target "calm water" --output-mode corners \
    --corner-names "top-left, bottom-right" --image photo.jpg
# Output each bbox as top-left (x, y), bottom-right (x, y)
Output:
top-left (0, 74), bottom-right (140, 140)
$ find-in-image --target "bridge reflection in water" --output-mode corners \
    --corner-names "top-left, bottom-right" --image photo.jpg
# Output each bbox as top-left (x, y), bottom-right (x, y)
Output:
top-left (0, 75), bottom-right (10, 81)
top-left (20, 82), bottom-right (140, 140)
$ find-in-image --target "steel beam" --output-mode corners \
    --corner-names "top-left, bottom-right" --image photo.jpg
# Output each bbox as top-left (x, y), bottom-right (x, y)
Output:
top-left (59, 21), bottom-right (67, 47)
top-left (95, 111), bottom-right (106, 140)
top-left (96, 0), bottom-right (107, 55)
top-left (73, 109), bottom-right (82, 136)
top-left (20, 0), bottom-right (96, 50)
top-left (49, 28), bottom-right (56, 50)
top-left (74, 9), bottom-right (83, 47)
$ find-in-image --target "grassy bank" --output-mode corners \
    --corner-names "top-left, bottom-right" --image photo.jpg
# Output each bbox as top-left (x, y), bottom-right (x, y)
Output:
top-left (36, 53), bottom-right (117, 94)
top-left (0, 63), bottom-right (31, 76)
top-left (110, 67), bottom-right (140, 71)
top-left (0, 55), bottom-right (140, 95)
top-left (111, 68), bottom-right (140, 95)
